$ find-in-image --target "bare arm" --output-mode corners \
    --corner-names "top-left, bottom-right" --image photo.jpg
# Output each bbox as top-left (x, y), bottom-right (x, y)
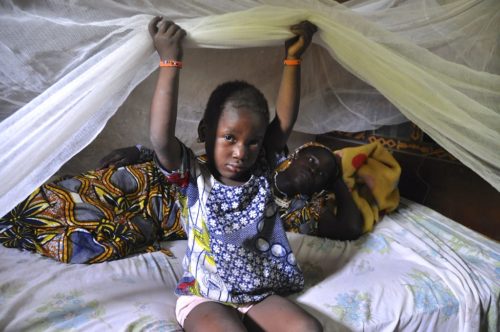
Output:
top-left (317, 178), bottom-right (364, 241)
top-left (98, 146), bottom-right (141, 169)
top-left (98, 145), bottom-right (156, 169)
top-left (265, 21), bottom-right (317, 153)
top-left (148, 17), bottom-right (186, 170)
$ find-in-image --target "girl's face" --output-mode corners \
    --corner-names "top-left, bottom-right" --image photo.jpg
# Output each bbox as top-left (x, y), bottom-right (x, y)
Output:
top-left (210, 104), bottom-right (267, 186)
top-left (278, 146), bottom-right (338, 196)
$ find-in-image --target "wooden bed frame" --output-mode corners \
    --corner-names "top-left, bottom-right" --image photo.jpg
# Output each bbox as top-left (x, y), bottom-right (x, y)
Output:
top-left (316, 131), bottom-right (500, 242)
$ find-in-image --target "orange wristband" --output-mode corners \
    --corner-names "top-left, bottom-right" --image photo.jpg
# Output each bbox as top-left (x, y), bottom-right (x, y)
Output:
top-left (283, 59), bottom-right (301, 66)
top-left (159, 60), bottom-right (183, 68)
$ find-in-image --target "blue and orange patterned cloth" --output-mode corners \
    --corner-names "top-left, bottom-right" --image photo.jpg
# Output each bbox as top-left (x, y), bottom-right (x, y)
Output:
top-left (0, 161), bottom-right (184, 263)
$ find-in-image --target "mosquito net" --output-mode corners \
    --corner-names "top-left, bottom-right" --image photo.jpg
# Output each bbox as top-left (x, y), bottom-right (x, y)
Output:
top-left (0, 0), bottom-right (499, 217)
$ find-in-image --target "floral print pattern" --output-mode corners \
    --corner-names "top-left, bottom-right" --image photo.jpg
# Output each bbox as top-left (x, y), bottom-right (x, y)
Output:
top-left (0, 199), bottom-right (498, 331)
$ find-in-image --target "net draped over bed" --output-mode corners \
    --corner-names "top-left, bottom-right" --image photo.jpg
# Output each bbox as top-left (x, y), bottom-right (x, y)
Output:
top-left (0, 0), bottom-right (499, 217)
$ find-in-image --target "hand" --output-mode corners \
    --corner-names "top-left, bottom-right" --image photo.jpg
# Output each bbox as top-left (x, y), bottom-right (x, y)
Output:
top-left (98, 146), bottom-right (141, 169)
top-left (285, 21), bottom-right (318, 59)
top-left (148, 16), bottom-right (186, 61)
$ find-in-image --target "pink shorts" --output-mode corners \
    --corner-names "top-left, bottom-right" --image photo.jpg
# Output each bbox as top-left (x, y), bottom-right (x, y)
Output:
top-left (175, 295), bottom-right (254, 327)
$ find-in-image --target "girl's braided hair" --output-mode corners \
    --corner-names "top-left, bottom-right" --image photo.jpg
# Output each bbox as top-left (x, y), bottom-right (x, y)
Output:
top-left (203, 80), bottom-right (269, 131)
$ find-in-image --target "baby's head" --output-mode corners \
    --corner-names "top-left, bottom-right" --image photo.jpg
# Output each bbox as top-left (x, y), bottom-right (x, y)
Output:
top-left (274, 142), bottom-right (340, 198)
top-left (198, 81), bottom-right (270, 185)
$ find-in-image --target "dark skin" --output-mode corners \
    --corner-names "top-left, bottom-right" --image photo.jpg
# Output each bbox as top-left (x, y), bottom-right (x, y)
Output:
top-left (317, 176), bottom-right (364, 241)
top-left (275, 146), bottom-right (363, 241)
top-left (147, 16), bottom-right (321, 332)
top-left (275, 146), bottom-right (337, 197)
top-left (148, 17), bottom-right (316, 182)
top-left (98, 146), bottom-right (141, 169)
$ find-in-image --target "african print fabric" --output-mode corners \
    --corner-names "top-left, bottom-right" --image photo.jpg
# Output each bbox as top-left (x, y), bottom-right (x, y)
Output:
top-left (0, 161), bottom-right (184, 263)
top-left (159, 143), bottom-right (304, 304)
top-left (281, 194), bottom-right (329, 236)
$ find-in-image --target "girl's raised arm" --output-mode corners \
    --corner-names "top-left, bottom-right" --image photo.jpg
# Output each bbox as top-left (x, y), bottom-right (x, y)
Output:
top-left (265, 21), bottom-right (317, 154)
top-left (148, 17), bottom-right (186, 170)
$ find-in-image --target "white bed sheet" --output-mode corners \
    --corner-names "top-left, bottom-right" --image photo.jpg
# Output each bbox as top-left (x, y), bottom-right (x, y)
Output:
top-left (0, 198), bottom-right (498, 331)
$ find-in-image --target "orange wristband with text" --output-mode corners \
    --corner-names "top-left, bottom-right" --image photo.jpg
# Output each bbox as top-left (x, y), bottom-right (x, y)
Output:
top-left (159, 60), bottom-right (183, 68)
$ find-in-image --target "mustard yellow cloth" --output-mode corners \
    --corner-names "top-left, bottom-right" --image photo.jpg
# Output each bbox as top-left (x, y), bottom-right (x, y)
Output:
top-left (335, 142), bottom-right (401, 233)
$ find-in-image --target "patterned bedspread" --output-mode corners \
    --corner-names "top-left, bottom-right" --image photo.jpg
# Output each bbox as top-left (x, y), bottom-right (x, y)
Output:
top-left (0, 199), bottom-right (498, 331)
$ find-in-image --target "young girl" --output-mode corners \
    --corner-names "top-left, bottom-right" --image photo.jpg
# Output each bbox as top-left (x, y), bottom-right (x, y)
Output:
top-left (147, 16), bottom-right (322, 331)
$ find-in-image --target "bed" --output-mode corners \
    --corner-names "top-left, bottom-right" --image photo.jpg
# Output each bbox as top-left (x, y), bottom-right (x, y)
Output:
top-left (1, 198), bottom-right (498, 331)
top-left (1, 1), bottom-right (499, 331)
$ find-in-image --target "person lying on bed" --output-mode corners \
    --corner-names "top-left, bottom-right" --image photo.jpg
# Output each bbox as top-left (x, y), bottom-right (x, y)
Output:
top-left (274, 140), bottom-right (401, 239)
top-left (99, 140), bottom-right (401, 241)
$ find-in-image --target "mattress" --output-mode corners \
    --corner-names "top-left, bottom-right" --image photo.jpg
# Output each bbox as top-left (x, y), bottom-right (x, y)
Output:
top-left (0, 198), bottom-right (498, 331)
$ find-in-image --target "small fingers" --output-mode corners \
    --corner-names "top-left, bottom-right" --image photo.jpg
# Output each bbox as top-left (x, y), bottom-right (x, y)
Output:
top-left (174, 27), bottom-right (187, 39)
top-left (148, 16), bottom-right (162, 37)
top-left (285, 20), bottom-right (318, 58)
top-left (291, 20), bottom-right (318, 36)
top-left (149, 16), bottom-right (187, 42)
top-left (170, 23), bottom-right (187, 41)
top-left (306, 21), bottom-right (318, 33)
top-left (158, 19), bottom-right (174, 34)
top-left (157, 19), bottom-right (186, 39)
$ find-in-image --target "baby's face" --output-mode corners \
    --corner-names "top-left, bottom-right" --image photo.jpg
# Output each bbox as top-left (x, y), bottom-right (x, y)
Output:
top-left (280, 146), bottom-right (337, 196)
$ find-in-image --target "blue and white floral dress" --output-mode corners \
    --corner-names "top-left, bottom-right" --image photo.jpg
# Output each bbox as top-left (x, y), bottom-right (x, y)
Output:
top-left (157, 143), bottom-right (304, 304)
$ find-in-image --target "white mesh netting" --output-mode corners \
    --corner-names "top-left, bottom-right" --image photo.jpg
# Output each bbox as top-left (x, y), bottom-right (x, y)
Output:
top-left (0, 0), bottom-right (499, 217)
